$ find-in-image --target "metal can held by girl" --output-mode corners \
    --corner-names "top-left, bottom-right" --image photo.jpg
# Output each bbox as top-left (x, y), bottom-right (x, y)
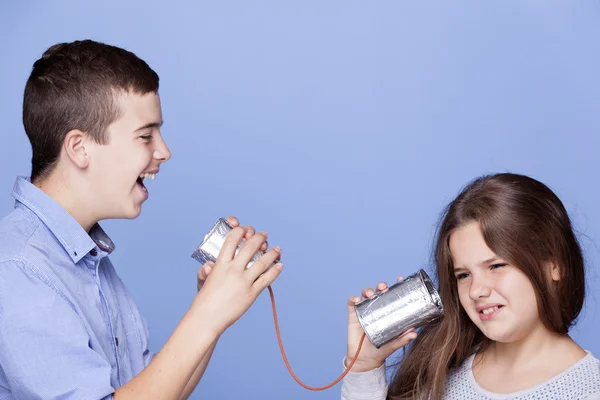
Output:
top-left (191, 217), bottom-right (268, 269)
top-left (355, 269), bottom-right (444, 349)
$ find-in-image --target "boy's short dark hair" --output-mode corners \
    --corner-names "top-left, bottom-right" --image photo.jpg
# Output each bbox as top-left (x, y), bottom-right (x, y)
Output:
top-left (23, 39), bottom-right (160, 182)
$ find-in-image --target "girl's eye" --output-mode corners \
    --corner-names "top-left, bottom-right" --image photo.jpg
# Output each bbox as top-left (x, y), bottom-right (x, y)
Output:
top-left (140, 135), bottom-right (153, 140)
top-left (490, 263), bottom-right (507, 270)
top-left (455, 273), bottom-right (470, 280)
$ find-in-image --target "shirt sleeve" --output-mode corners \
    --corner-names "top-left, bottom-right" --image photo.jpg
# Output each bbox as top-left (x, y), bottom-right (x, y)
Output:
top-left (140, 315), bottom-right (156, 367)
top-left (341, 358), bottom-right (388, 400)
top-left (0, 260), bottom-right (115, 400)
top-left (585, 392), bottom-right (600, 400)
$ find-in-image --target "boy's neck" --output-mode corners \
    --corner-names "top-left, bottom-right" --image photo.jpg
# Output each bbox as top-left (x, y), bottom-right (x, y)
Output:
top-left (34, 171), bottom-right (98, 232)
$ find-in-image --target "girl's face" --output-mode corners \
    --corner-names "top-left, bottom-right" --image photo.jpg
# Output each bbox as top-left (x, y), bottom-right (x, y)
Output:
top-left (449, 222), bottom-right (544, 343)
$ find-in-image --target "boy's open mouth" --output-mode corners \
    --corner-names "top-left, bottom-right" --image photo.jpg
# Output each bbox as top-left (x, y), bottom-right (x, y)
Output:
top-left (136, 173), bottom-right (155, 192)
top-left (136, 176), bottom-right (146, 191)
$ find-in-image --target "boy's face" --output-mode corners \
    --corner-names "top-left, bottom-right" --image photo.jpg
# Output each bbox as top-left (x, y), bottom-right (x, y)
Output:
top-left (86, 91), bottom-right (171, 220)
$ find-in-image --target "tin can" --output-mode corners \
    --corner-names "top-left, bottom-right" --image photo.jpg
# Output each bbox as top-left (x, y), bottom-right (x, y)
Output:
top-left (191, 217), bottom-right (268, 269)
top-left (355, 269), bottom-right (444, 348)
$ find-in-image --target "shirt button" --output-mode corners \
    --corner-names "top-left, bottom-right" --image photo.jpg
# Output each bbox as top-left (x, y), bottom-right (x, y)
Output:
top-left (90, 249), bottom-right (98, 256)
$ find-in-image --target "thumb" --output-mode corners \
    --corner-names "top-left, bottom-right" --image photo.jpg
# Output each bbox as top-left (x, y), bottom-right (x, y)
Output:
top-left (198, 262), bottom-right (215, 284)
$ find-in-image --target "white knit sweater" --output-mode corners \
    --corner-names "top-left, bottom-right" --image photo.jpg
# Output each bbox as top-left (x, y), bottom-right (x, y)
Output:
top-left (340, 351), bottom-right (600, 400)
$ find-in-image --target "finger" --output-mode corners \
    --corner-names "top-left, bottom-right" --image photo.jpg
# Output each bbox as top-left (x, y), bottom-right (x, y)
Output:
top-left (382, 329), bottom-right (418, 352)
top-left (246, 246), bottom-right (281, 281)
top-left (361, 287), bottom-right (376, 299)
top-left (347, 295), bottom-right (361, 306)
top-left (347, 296), bottom-right (361, 314)
top-left (260, 239), bottom-right (268, 252)
top-left (376, 281), bottom-right (388, 293)
top-left (400, 327), bottom-right (416, 336)
top-left (242, 226), bottom-right (256, 240)
top-left (198, 261), bottom-right (214, 282)
top-left (245, 228), bottom-right (269, 252)
top-left (225, 216), bottom-right (240, 227)
top-left (219, 227), bottom-right (247, 261)
top-left (397, 276), bottom-right (404, 282)
top-left (252, 262), bottom-right (284, 293)
top-left (234, 231), bottom-right (268, 266)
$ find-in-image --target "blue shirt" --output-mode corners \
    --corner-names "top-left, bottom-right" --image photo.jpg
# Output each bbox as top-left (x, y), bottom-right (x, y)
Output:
top-left (0, 177), bottom-right (154, 399)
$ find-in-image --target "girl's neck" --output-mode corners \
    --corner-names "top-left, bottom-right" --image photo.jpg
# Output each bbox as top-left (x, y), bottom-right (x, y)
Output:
top-left (472, 325), bottom-right (587, 394)
top-left (480, 326), bottom-right (585, 372)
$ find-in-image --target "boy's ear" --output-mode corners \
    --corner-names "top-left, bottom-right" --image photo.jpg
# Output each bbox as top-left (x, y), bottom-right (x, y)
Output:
top-left (63, 129), bottom-right (90, 169)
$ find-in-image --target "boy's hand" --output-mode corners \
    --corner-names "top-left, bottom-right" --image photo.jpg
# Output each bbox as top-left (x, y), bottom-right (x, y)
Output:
top-left (346, 277), bottom-right (418, 372)
top-left (196, 216), bottom-right (268, 291)
top-left (192, 216), bottom-right (283, 336)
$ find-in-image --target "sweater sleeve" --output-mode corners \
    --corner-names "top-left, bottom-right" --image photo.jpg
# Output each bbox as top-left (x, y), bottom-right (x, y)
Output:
top-left (340, 358), bottom-right (388, 400)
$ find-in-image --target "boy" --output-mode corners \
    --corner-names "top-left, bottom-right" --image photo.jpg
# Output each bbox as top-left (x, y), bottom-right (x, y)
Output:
top-left (0, 39), bottom-right (283, 399)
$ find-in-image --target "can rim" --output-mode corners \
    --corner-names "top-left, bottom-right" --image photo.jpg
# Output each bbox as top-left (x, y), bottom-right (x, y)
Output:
top-left (418, 269), bottom-right (444, 314)
top-left (353, 298), bottom-right (381, 348)
top-left (202, 218), bottom-right (230, 245)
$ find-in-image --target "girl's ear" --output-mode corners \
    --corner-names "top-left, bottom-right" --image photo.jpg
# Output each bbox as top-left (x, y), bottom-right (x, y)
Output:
top-left (548, 262), bottom-right (561, 282)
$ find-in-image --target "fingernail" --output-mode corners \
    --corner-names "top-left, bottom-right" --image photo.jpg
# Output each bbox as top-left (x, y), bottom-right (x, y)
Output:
top-left (366, 290), bottom-right (374, 296)
top-left (205, 266), bottom-right (212, 274)
top-left (259, 231), bottom-right (268, 238)
top-left (276, 263), bottom-right (283, 270)
top-left (273, 246), bottom-right (281, 253)
top-left (353, 296), bottom-right (361, 302)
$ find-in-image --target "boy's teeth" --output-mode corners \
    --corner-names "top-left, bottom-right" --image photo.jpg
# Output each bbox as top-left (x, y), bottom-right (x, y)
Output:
top-left (482, 306), bottom-right (499, 315)
top-left (139, 173), bottom-right (156, 180)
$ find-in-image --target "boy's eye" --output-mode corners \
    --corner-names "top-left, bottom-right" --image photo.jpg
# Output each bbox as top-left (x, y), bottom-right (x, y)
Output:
top-left (140, 135), bottom-right (153, 140)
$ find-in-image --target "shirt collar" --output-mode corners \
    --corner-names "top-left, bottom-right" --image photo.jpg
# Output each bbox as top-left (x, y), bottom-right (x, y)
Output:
top-left (12, 176), bottom-right (115, 263)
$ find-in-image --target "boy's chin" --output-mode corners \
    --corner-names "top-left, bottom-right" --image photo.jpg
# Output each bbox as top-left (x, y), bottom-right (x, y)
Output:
top-left (125, 205), bottom-right (143, 219)
top-left (112, 204), bottom-right (143, 220)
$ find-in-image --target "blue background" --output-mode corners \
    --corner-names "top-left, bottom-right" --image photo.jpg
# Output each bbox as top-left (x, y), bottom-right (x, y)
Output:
top-left (1, 1), bottom-right (599, 399)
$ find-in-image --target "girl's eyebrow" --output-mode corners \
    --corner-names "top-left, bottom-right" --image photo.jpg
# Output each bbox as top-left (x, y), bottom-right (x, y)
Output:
top-left (453, 257), bottom-right (502, 272)
top-left (478, 257), bottom-right (501, 266)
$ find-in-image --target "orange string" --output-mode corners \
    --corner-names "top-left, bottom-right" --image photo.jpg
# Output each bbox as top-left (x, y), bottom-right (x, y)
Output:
top-left (267, 285), bottom-right (366, 391)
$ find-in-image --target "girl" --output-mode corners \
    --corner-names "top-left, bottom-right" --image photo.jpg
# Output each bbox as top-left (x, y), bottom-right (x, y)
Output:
top-left (341, 173), bottom-right (600, 400)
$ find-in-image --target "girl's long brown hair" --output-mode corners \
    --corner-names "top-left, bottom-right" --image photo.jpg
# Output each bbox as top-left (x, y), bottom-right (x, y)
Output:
top-left (387, 173), bottom-right (586, 400)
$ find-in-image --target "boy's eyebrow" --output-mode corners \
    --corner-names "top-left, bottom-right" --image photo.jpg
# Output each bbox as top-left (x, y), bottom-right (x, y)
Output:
top-left (134, 121), bottom-right (163, 132)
